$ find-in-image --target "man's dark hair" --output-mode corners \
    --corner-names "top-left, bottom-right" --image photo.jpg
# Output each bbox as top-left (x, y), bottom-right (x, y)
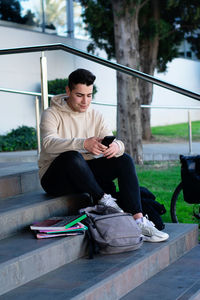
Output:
top-left (68, 68), bottom-right (96, 90)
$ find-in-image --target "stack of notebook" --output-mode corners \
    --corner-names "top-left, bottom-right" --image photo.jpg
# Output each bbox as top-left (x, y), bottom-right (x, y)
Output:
top-left (30, 214), bottom-right (88, 239)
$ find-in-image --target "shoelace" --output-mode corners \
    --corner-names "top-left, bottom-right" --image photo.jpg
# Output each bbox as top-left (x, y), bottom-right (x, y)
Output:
top-left (106, 199), bottom-right (118, 206)
top-left (143, 215), bottom-right (155, 227)
top-left (103, 194), bottom-right (117, 203)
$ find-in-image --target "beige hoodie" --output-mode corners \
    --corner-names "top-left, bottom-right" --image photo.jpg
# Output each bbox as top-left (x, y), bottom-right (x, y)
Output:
top-left (38, 94), bottom-right (125, 179)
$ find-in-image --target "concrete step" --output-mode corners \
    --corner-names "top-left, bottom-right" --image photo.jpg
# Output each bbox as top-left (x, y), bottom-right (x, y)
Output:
top-left (0, 223), bottom-right (198, 299)
top-left (121, 244), bottom-right (200, 300)
top-left (0, 151), bottom-right (37, 163)
top-left (0, 230), bottom-right (87, 296)
top-left (0, 190), bottom-right (92, 240)
top-left (0, 162), bottom-right (39, 199)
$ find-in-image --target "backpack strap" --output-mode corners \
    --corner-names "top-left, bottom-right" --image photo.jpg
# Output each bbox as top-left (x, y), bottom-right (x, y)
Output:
top-left (80, 204), bottom-right (120, 216)
top-left (83, 217), bottom-right (99, 259)
top-left (85, 230), bottom-right (94, 259)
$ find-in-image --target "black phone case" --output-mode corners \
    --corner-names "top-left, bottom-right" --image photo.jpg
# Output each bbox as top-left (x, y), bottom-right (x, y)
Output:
top-left (101, 136), bottom-right (116, 147)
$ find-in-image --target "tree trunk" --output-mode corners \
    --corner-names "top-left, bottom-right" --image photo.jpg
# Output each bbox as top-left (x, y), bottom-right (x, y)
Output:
top-left (139, 0), bottom-right (160, 141)
top-left (112, 0), bottom-right (143, 164)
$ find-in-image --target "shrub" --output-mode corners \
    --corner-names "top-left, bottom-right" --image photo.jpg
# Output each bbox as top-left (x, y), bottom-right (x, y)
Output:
top-left (0, 126), bottom-right (37, 152)
top-left (48, 78), bottom-right (69, 95)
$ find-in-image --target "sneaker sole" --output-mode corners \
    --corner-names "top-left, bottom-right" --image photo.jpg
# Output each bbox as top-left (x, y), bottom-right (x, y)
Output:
top-left (142, 234), bottom-right (169, 243)
top-left (140, 226), bottom-right (169, 241)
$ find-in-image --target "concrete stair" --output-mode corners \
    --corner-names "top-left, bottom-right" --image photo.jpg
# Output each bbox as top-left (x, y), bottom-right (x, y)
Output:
top-left (121, 244), bottom-right (200, 300)
top-left (0, 162), bottom-right (199, 299)
top-left (0, 162), bottom-right (39, 199)
top-left (0, 190), bottom-right (92, 240)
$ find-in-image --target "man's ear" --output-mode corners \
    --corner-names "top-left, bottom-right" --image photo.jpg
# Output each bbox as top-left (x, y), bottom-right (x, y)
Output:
top-left (65, 86), bottom-right (70, 96)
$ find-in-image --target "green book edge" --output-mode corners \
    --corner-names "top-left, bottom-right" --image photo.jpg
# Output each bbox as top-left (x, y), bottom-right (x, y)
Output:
top-left (45, 225), bottom-right (88, 234)
top-left (64, 214), bottom-right (87, 229)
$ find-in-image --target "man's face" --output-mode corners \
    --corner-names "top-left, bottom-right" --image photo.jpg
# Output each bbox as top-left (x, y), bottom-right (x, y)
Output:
top-left (66, 83), bottom-right (93, 113)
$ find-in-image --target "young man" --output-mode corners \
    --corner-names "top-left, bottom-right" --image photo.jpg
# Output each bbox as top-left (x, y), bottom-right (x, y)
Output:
top-left (38, 68), bottom-right (169, 243)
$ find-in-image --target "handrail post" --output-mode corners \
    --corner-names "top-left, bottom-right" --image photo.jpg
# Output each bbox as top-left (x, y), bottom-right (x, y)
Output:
top-left (35, 96), bottom-right (41, 154)
top-left (67, 0), bottom-right (74, 38)
top-left (41, 0), bottom-right (46, 33)
top-left (40, 52), bottom-right (48, 112)
top-left (188, 110), bottom-right (192, 155)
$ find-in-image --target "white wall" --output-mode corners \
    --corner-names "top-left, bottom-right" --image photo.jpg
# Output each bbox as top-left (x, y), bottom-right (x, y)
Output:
top-left (151, 58), bottom-right (200, 126)
top-left (0, 23), bottom-right (117, 134)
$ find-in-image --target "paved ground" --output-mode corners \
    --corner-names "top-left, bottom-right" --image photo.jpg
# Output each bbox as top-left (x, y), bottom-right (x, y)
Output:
top-left (143, 141), bottom-right (200, 161)
top-left (0, 141), bottom-right (199, 164)
top-left (144, 141), bottom-right (199, 155)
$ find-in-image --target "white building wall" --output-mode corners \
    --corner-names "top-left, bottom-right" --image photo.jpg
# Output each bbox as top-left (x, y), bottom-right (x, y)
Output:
top-left (0, 23), bottom-right (200, 135)
top-left (151, 58), bottom-right (200, 126)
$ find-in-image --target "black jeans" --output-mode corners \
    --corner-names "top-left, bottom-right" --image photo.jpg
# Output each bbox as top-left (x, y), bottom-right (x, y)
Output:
top-left (41, 151), bottom-right (142, 215)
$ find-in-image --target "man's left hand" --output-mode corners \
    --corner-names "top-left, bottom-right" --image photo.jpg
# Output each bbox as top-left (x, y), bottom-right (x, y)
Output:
top-left (103, 142), bottom-right (119, 159)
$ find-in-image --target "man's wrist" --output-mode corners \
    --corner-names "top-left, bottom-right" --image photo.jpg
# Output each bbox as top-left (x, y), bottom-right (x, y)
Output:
top-left (113, 140), bottom-right (121, 153)
top-left (83, 139), bottom-right (88, 152)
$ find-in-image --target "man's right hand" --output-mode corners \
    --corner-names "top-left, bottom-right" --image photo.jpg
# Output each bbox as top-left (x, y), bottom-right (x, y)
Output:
top-left (84, 137), bottom-right (107, 155)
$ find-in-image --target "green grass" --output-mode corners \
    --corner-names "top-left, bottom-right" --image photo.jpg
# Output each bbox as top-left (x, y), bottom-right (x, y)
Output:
top-left (136, 161), bottom-right (180, 223)
top-left (114, 160), bottom-right (200, 226)
top-left (114, 160), bottom-right (200, 241)
top-left (144, 121), bottom-right (200, 225)
top-left (115, 121), bottom-right (200, 227)
top-left (136, 161), bottom-right (200, 227)
top-left (151, 121), bottom-right (200, 142)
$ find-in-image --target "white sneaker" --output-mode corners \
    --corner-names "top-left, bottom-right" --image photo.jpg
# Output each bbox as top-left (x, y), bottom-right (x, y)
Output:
top-left (98, 194), bottom-right (124, 212)
top-left (138, 215), bottom-right (169, 242)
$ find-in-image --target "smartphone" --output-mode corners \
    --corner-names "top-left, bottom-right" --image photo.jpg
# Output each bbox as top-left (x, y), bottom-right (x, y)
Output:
top-left (101, 136), bottom-right (116, 147)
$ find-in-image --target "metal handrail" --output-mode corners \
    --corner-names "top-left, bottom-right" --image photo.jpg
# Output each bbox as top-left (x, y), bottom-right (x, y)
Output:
top-left (1, 87), bottom-right (200, 110)
top-left (0, 43), bottom-right (200, 101)
top-left (1, 86), bottom-right (199, 154)
top-left (141, 105), bottom-right (200, 110)
top-left (0, 87), bottom-right (53, 98)
top-left (0, 87), bottom-right (116, 106)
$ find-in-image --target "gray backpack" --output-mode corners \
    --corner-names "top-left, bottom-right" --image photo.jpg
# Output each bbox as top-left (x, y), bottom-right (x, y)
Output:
top-left (81, 205), bottom-right (143, 257)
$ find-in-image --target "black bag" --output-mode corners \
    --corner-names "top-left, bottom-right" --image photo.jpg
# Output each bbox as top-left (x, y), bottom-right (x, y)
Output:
top-left (140, 186), bottom-right (166, 231)
top-left (180, 155), bottom-right (200, 204)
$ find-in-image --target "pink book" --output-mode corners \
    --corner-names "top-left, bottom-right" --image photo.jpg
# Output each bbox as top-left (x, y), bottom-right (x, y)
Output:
top-left (36, 231), bottom-right (84, 239)
top-left (38, 222), bottom-right (86, 233)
